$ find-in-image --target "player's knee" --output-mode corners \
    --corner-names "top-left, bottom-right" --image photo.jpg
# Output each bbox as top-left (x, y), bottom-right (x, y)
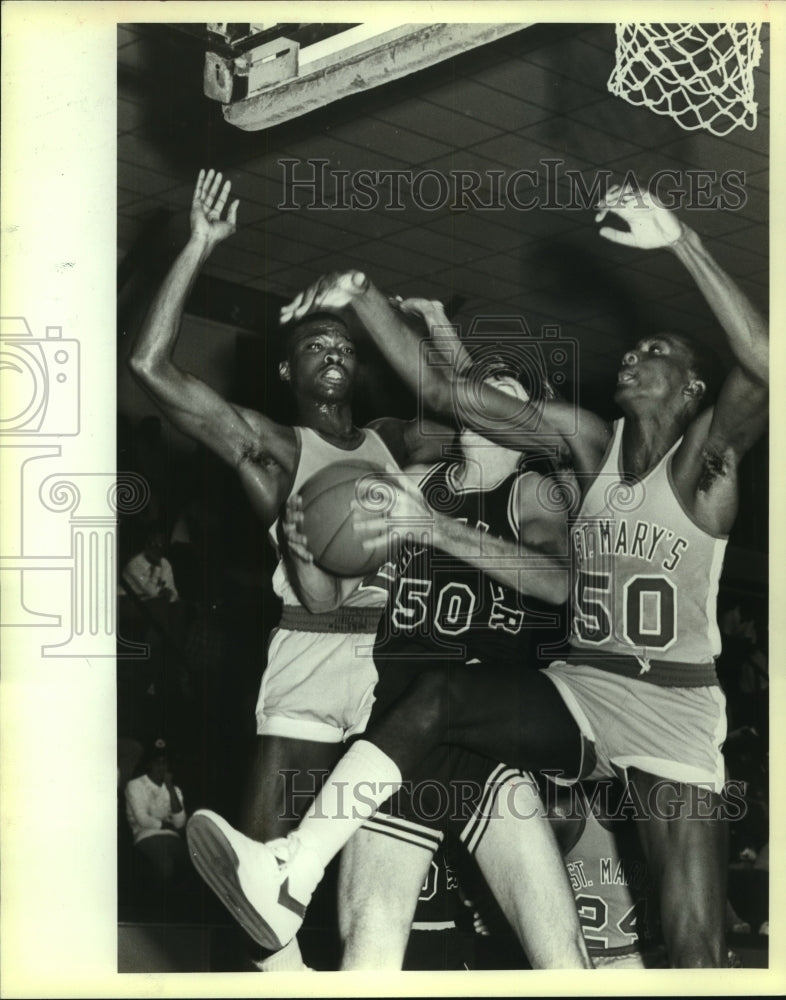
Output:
top-left (406, 667), bottom-right (452, 739)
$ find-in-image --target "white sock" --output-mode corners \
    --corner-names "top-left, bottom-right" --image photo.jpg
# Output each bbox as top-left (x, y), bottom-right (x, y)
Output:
top-left (289, 740), bottom-right (402, 872)
top-left (254, 937), bottom-right (308, 972)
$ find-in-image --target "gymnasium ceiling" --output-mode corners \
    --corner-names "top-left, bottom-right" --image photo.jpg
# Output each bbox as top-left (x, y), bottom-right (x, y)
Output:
top-left (117, 21), bottom-right (769, 405)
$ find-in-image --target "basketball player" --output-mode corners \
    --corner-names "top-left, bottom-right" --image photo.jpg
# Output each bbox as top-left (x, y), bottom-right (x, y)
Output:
top-left (129, 168), bottom-right (452, 970)
top-left (281, 345), bottom-right (590, 969)
top-left (545, 779), bottom-right (665, 969)
top-left (185, 185), bottom-right (767, 967)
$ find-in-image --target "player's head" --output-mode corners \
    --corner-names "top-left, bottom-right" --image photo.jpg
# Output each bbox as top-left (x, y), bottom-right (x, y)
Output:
top-left (456, 354), bottom-right (547, 468)
top-left (278, 312), bottom-right (358, 403)
top-left (615, 332), bottom-right (716, 417)
top-left (458, 351), bottom-right (556, 448)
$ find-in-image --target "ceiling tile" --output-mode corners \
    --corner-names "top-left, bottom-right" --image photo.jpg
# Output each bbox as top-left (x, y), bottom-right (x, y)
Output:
top-left (255, 211), bottom-right (365, 252)
top-left (276, 132), bottom-right (410, 172)
top-left (425, 213), bottom-right (524, 253)
top-left (118, 97), bottom-right (147, 133)
top-left (349, 239), bottom-right (456, 278)
top-left (734, 186), bottom-right (768, 224)
top-left (314, 207), bottom-right (411, 239)
top-left (116, 161), bottom-right (178, 197)
top-left (385, 226), bottom-right (481, 267)
top-left (375, 98), bottom-right (503, 148)
top-left (656, 135), bottom-right (768, 178)
top-left (746, 169), bottom-right (768, 194)
top-left (118, 133), bottom-right (181, 176)
top-left (519, 30), bottom-right (617, 89)
top-left (329, 117), bottom-right (453, 165)
top-left (252, 264), bottom-right (338, 297)
top-left (232, 196), bottom-right (279, 226)
top-left (117, 24), bottom-right (142, 48)
top-left (116, 38), bottom-right (153, 73)
top-left (118, 187), bottom-right (144, 209)
top-left (426, 78), bottom-right (553, 132)
top-left (471, 132), bottom-right (596, 175)
top-left (714, 224), bottom-right (767, 256)
top-left (231, 170), bottom-right (296, 212)
top-left (461, 251), bottom-right (527, 286)
top-left (428, 265), bottom-right (523, 305)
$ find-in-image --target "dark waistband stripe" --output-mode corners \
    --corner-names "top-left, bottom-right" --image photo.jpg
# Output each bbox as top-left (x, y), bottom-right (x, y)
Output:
top-left (278, 604), bottom-right (383, 634)
top-left (565, 648), bottom-right (718, 688)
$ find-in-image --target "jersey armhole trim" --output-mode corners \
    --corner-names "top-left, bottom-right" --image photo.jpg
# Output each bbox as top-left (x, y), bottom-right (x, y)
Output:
top-left (666, 454), bottom-right (730, 541)
top-left (592, 418), bottom-right (620, 479)
top-left (286, 426), bottom-right (304, 500)
top-left (508, 471), bottom-right (537, 537)
top-left (364, 425), bottom-right (402, 471)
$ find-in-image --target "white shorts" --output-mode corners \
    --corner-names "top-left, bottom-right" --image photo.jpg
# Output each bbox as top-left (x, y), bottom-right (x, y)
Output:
top-left (255, 627), bottom-right (378, 743)
top-left (544, 661), bottom-right (727, 793)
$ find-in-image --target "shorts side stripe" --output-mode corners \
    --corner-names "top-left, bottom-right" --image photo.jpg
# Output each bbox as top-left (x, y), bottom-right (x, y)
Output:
top-left (460, 764), bottom-right (523, 855)
top-left (361, 813), bottom-right (443, 853)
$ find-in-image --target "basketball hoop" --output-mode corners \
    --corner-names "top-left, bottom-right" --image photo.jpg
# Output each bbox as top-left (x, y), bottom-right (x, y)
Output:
top-left (608, 23), bottom-right (763, 137)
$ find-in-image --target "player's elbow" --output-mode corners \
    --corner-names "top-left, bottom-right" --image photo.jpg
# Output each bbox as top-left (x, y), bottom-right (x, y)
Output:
top-left (301, 593), bottom-right (342, 615)
top-left (128, 350), bottom-right (176, 393)
top-left (297, 581), bottom-right (344, 615)
top-left (128, 349), bottom-right (155, 383)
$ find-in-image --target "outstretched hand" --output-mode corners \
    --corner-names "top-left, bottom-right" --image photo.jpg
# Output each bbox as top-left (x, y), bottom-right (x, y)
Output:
top-left (389, 295), bottom-right (452, 330)
top-left (280, 271), bottom-right (370, 324)
top-left (595, 184), bottom-right (686, 249)
top-left (190, 168), bottom-right (239, 250)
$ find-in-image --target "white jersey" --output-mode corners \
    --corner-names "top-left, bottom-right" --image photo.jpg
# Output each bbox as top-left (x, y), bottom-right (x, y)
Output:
top-left (270, 425), bottom-right (399, 609)
top-left (570, 419), bottom-right (727, 675)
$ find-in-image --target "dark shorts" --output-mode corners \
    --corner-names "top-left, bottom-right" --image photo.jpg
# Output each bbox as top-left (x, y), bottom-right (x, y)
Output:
top-left (362, 646), bottom-right (529, 851)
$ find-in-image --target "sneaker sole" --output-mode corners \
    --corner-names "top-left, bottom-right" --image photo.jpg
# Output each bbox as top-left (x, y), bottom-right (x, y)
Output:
top-left (186, 813), bottom-right (286, 951)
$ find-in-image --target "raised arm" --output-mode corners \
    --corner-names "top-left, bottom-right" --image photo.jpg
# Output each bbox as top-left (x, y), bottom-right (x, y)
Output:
top-left (129, 170), bottom-right (295, 522)
top-left (597, 184), bottom-right (768, 459)
top-left (281, 273), bottom-right (610, 475)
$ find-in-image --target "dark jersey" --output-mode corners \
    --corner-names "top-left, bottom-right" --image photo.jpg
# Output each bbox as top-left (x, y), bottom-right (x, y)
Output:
top-left (372, 461), bottom-right (557, 668)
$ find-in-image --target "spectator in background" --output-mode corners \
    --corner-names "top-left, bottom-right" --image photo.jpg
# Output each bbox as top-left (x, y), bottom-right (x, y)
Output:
top-left (122, 527), bottom-right (179, 605)
top-left (120, 525), bottom-right (187, 696)
top-left (717, 602), bottom-right (769, 738)
top-left (125, 741), bottom-right (188, 883)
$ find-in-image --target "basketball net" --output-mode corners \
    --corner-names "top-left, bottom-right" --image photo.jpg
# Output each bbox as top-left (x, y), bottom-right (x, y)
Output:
top-left (608, 23), bottom-right (763, 136)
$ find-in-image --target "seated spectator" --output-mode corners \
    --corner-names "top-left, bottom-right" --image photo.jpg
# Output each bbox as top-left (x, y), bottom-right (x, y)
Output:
top-left (122, 528), bottom-right (180, 605)
top-left (124, 740), bottom-right (188, 883)
top-left (120, 526), bottom-right (188, 708)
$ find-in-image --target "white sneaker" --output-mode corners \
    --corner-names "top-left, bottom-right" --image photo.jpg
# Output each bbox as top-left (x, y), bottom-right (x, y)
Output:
top-left (186, 810), bottom-right (321, 951)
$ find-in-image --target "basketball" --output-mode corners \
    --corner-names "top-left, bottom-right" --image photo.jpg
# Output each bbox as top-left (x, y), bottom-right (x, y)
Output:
top-left (299, 460), bottom-right (391, 577)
